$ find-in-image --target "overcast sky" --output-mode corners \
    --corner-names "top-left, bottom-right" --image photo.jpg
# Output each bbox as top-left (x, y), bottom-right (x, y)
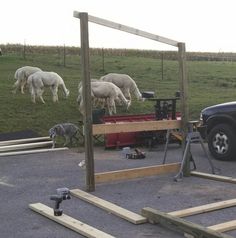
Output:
top-left (1, 0), bottom-right (236, 52)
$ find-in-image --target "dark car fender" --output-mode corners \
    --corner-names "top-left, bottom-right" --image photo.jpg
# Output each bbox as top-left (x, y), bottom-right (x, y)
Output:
top-left (206, 114), bottom-right (236, 134)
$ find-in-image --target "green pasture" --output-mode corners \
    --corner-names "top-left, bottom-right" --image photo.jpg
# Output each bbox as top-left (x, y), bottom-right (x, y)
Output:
top-left (1, 50), bottom-right (236, 137)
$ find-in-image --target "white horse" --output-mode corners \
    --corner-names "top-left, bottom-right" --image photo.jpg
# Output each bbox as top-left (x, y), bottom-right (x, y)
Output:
top-left (27, 71), bottom-right (70, 103)
top-left (78, 81), bottom-right (130, 115)
top-left (100, 73), bottom-right (143, 103)
top-left (13, 66), bottom-right (42, 94)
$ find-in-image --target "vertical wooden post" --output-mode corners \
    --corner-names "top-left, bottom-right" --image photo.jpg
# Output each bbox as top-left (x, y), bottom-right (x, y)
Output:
top-left (63, 44), bottom-right (66, 67)
top-left (102, 48), bottom-right (105, 73)
top-left (178, 42), bottom-right (190, 176)
top-left (23, 40), bottom-right (26, 60)
top-left (79, 12), bottom-right (95, 191)
top-left (161, 52), bottom-right (164, 80)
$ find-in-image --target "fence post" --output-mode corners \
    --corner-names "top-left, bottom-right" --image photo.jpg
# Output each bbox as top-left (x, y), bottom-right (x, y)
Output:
top-left (23, 41), bottom-right (26, 60)
top-left (63, 44), bottom-right (66, 67)
top-left (161, 51), bottom-right (164, 80)
top-left (102, 48), bottom-right (105, 73)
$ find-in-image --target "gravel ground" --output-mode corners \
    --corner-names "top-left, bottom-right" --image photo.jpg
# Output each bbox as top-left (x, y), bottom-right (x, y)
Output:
top-left (1, 143), bottom-right (236, 238)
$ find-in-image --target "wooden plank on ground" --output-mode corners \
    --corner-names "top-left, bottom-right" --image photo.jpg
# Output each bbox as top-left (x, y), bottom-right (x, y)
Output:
top-left (141, 207), bottom-right (233, 238)
top-left (191, 171), bottom-right (236, 184)
top-left (185, 220), bottom-right (236, 238)
top-left (29, 203), bottom-right (115, 238)
top-left (92, 120), bottom-right (181, 135)
top-left (208, 220), bottom-right (236, 233)
top-left (0, 136), bottom-right (51, 146)
top-left (168, 198), bottom-right (236, 218)
top-left (95, 162), bottom-right (180, 183)
top-left (0, 147), bottom-right (68, 157)
top-left (70, 188), bottom-right (147, 224)
top-left (0, 141), bottom-right (52, 152)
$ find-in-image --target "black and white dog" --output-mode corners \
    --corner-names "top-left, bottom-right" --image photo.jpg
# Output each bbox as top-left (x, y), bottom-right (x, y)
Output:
top-left (49, 123), bottom-right (79, 148)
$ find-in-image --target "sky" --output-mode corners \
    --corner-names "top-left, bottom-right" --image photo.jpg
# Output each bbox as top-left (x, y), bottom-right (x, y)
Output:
top-left (1, 0), bottom-right (236, 52)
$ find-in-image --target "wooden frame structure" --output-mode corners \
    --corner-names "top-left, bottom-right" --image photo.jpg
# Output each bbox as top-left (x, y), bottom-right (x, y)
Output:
top-left (74, 11), bottom-right (189, 191)
top-left (141, 199), bottom-right (236, 238)
top-left (29, 192), bottom-right (236, 238)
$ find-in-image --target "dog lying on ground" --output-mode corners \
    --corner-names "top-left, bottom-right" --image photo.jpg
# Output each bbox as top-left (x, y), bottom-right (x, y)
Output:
top-left (49, 123), bottom-right (79, 148)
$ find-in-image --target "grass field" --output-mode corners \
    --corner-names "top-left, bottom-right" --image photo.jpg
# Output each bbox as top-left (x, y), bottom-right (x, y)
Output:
top-left (1, 48), bottom-right (236, 137)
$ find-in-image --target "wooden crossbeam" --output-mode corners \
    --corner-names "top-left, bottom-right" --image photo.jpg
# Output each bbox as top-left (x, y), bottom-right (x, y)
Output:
top-left (29, 203), bottom-right (115, 238)
top-left (0, 141), bottom-right (52, 152)
top-left (168, 198), bottom-right (236, 218)
top-left (73, 11), bottom-right (179, 47)
top-left (95, 162), bottom-right (181, 183)
top-left (0, 136), bottom-right (51, 146)
top-left (142, 207), bottom-right (233, 238)
top-left (92, 120), bottom-right (181, 135)
top-left (191, 171), bottom-right (236, 184)
top-left (0, 147), bottom-right (68, 157)
top-left (70, 189), bottom-right (147, 224)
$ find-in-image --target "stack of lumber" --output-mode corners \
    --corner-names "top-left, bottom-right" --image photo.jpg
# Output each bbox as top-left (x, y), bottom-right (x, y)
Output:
top-left (0, 136), bottom-right (68, 157)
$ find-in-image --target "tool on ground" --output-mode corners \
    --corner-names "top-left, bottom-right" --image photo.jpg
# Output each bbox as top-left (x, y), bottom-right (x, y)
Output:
top-left (50, 187), bottom-right (71, 216)
top-left (126, 148), bottom-right (146, 159)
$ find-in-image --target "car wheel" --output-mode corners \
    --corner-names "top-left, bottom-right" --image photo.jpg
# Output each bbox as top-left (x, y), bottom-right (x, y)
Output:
top-left (208, 123), bottom-right (236, 161)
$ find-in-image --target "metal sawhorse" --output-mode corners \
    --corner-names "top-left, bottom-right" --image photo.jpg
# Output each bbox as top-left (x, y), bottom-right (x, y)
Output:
top-left (163, 121), bottom-right (220, 181)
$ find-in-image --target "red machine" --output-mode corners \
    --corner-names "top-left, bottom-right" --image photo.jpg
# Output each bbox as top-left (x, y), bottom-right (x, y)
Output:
top-left (103, 113), bottom-right (156, 148)
top-left (102, 97), bottom-right (181, 148)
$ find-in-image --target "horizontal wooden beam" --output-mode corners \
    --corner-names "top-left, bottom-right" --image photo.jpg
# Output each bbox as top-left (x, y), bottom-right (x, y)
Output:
top-left (95, 162), bottom-right (180, 183)
top-left (70, 189), bottom-right (147, 224)
top-left (168, 198), bottom-right (236, 218)
top-left (29, 203), bottom-right (115, 238)
top-left (73, 11), bottom-right (179, 47)
top-left (92, 120), bottom-right (181, 135)
top-left (208, 220), bottom-right (236, 233)
top-left (0, 141), bottom-right (52, 152)
top-left (185, 220), bottom-right (236, 238)
top-left (0, 147), bottom-right (68, 157)
top-left (142, 207), bottom-right (233, 238)
top-left (191, 171), bottom-right (236, 184)
top-left (0, 136), bottom-right (51, 146)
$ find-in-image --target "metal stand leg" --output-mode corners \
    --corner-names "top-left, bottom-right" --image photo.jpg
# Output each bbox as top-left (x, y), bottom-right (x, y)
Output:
top-left (162, 129), bottom-right (171, 164)
top-left (198, 135), bottom-right (220, 174)
top-left (174, 131), bottom-right (220, 182)
top-left (174, 138), bottom-right (191, 181)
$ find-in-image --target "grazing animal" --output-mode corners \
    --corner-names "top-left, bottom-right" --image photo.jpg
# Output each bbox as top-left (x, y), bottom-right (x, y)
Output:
top-left (100, 73), bottom-right (143, 103)
top-left (78, 81), bottom-right (131, 116)
top-left (27, 71), bottom-right (70, 103)
top-left (13, 66), bottom-right (42, 94)
top-left (49, 123), bottom-right (79, 148)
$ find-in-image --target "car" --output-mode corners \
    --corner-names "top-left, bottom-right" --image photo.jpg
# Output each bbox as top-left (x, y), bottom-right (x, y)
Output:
top-left (200, 101), bottom-right (236, 161)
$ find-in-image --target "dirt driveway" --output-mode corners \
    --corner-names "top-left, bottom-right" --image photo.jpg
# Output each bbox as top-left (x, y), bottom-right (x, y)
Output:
top-left (1, 143), bottom-right (236, 238)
